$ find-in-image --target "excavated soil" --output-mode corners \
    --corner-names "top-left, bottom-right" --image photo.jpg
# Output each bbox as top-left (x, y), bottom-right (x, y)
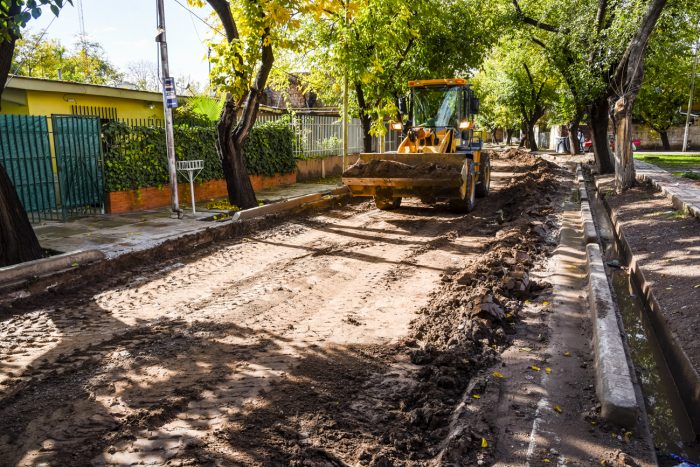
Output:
top-left (343, 159), bottom-right (462, 179)
top-left (0, 152), bottom-right (568, 466)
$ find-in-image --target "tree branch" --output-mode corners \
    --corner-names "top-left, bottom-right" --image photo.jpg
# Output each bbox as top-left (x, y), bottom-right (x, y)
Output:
top-left (512, 0), bottom-right (559, 32)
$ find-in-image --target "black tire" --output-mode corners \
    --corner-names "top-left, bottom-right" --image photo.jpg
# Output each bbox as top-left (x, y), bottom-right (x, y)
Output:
top-left (451, 160), bottom-right (476, 212)
top-left (375, 196), bottom-right (402, 210)
top-left (476, 153), bottom-right (491, 198)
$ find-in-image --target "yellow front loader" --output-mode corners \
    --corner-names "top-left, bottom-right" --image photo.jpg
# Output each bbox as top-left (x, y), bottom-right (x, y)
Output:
top-left (342, 79), bottom-right (490, 211)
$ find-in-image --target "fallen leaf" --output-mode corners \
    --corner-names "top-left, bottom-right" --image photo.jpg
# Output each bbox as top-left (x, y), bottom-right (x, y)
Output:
top-left (492, 371), bottom-right (505, 379)
top-left (545, 367), bottom-right (552, 374)
top-left (543, 301), bottom-right (550, 306)
top-left (519, 347), bottom-right (532, 353)
top-left (694, 284), bottom-right (700, 289)
top-left (472, 394), bottom-right (481, 399)
top-left (71, 262), bottom-right (78, 267)
top-left (564, 351), bottom-right (572, 357)
top-left (624, 431), bottom-right (632, 441)
top-left (543, 459), bottom-right (551, 463)
top-left (554, 405), bottom-right (562, 413)
top-left (481, 437), bottom-right (488, 448)
top-left (530, 365), bottom-right (541, 371)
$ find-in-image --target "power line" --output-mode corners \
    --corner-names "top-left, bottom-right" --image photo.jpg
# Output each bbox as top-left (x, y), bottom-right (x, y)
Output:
top-left (5, 15), bottom-right (58, 87)
top-left (168, 0), bottom-right (224, 36)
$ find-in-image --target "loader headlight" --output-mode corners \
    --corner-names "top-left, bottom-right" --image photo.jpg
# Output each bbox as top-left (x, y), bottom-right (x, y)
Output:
top-left (390, 121), bottom-right (403, 131)
top-left (459, 120), bottom-right (473, 130)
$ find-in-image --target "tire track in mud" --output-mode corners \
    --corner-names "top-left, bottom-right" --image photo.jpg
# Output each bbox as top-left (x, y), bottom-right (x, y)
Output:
top-left (0, 156), bottom-right (560, 466)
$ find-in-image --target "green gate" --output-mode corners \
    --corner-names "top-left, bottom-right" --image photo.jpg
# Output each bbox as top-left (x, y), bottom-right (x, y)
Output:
top-left (52, 115), bottom-right (105, 218)
top-left (0, 115), bottom-right (58, 222)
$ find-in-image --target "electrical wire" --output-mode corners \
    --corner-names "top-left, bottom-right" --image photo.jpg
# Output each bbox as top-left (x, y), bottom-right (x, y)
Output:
top-left (168, 0), bottom-right (224, 36)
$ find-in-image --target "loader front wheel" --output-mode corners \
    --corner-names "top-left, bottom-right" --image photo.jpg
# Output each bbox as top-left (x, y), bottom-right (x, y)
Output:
top-left (451, 160), bottom-right (476, 212)
top-left (375, 196), bottom-right (402, 210)
top-left (476, 154), bottom-right (491, 198)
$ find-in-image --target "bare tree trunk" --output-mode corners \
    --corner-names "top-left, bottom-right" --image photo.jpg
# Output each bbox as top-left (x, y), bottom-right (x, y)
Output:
top-left (0, 164), bottom-right (43, 267)
top-left (659, 130), bottom-right (670, 150)
top-left (613, 98), bottom-right (636, 190)
top-left (588, 95), bottom-right (615, 173)
top-left (506, 129), bottom-right (513, 145)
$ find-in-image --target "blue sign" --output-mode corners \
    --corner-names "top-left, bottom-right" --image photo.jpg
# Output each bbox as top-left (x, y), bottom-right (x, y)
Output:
top-left (164, 77), bottom-right (178, 109)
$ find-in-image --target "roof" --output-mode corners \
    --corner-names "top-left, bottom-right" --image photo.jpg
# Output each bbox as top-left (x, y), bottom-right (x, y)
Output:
top-left (408, 78), bottom-right (469, 87)
top-left (4, 75), bottom-right (165, 102)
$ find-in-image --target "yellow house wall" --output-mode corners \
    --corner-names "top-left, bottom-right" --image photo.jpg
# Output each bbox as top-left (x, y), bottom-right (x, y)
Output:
top-left (0, 101), bottom-right (29, 115)
top-left (25, 90), bottom-right (164, 119)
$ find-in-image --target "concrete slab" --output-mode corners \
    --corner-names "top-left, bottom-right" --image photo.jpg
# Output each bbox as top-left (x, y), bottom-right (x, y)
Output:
top-left (29, 181), bottom-right (344, 259)
top-left (635, 160), bottom-right (700, 221)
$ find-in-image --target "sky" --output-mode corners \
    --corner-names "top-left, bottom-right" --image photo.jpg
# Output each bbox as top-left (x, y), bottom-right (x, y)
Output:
top-left (26, 0), bottom-right (215, 86)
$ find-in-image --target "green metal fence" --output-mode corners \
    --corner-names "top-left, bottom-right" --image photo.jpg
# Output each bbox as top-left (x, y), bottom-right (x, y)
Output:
top-left (0, 114), bottom-right (105, 222)
top-left (52, 115), bottom-right (105, 218)
top-left (0, 115), bottom-right (58, 222)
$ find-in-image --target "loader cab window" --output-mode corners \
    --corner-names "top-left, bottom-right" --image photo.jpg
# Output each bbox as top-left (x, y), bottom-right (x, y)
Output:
top-left (413, 86), bottom-right (461, 129)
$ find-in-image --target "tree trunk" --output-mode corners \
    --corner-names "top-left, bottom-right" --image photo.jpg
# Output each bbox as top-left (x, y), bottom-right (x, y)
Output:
top-left (506, 129), bottom-right (513, 145)
top-left (526, 124), bottom-right (538, 151)
top-left (659, 130), bottom-right (670, 150)
top-left (588, 95), bottom-right (615, 173)
top-left (567, 109), bottom-right (584, 155)
top-left (613, 98), bottom-right (635, 191)
top-left (355, 83), bottom-right (373, 153)
top-left (217, 99), bottom-right (257, 209)
top-left (0, 163), bottom-right (44, 267)
top-left (0, 1), bottom-right (44, 267)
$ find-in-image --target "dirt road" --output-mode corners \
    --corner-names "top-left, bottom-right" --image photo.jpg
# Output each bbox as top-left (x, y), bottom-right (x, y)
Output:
top-left (1, 153), bottom-right (572, 466)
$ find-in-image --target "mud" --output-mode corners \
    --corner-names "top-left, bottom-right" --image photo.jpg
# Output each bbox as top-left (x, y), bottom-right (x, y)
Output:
top-left (0, 155), bottom-right (566, 466)
top-left (343, 159), bottom-right (461, 179)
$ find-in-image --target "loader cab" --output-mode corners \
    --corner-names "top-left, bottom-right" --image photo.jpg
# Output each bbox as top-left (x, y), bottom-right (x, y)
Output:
top-left (397, 79), bottom-right (481, 155)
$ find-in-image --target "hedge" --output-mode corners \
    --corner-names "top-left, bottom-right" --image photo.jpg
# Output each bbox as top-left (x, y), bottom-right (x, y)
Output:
top-left (102, 117), bottom-right (296, 192)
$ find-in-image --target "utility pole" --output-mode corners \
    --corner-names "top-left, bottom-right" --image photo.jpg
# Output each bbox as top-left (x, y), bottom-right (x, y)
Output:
top-left (683, 33), bottom-right (699, 153)
top-left (341, 2), bottom-right (349, 171)
top-left (156, 0), bottom-right (181, 217)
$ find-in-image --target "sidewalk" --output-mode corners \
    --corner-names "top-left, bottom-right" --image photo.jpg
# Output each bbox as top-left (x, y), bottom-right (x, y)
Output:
top-left (33, 181), bottom-right (341, 259)
top-left (634, 160), bottom-right (700, 219)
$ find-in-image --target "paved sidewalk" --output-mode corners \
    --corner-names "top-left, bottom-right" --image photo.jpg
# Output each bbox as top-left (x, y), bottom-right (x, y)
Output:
top-left (33, 181), bottom-right (341, 259)
top-left (634, 160), bottom-right (700, 219)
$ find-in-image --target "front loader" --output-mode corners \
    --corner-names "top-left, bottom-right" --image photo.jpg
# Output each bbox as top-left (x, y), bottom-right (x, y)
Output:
top-left (342, 78), bottom-right (490, 211)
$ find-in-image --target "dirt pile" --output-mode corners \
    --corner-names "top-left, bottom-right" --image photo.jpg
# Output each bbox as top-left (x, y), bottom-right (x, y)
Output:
top-left (343, 159), bottom-right (461, 179)
top-left (489, 147), bottom-right (536, 163)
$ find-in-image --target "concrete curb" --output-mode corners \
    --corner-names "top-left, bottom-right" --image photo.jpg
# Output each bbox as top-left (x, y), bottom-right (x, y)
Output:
top-left (585, 243), bottom-right (639, 427)
top-left (0, 249), bottom-right (105, 286)
top-left (577, 164), bottom-right (639, 427)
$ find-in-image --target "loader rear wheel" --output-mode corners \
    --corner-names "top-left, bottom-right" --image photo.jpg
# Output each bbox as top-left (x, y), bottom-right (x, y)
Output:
top-left (375, 196), bottom-right (402, 210)
top-left (451, 160), bottom-right (476, 212)
top-left (476, 154), bottom-right (491, 198)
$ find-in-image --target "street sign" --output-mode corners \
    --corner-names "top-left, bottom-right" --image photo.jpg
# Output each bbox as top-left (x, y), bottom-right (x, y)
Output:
top-left (164, 77), bottom-right (178, 109)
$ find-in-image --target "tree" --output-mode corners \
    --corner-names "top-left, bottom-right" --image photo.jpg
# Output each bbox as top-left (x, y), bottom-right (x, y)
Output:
top-left (476, 38), bottom-right (558, 151)
top-left (296, 0), bottom-right (498, 152)
top-left (188, 0), bottom-right (308, 209)
top-left (1, 0), bottom-right (72, 267)
top-left (12, 36), bottom-right (122, 85)
top-left (125, 60), bottom-right (160, 91)
top-left (633, 12), bottom-right (699, 150)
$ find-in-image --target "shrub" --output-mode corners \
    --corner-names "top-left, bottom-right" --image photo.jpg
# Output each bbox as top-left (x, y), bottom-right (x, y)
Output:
top-left (102, 117), bottom-right (296, 192)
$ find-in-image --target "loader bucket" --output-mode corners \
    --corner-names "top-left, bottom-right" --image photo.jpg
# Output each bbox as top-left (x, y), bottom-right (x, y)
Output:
top-left (341, 152), bottom-right (470, 201)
